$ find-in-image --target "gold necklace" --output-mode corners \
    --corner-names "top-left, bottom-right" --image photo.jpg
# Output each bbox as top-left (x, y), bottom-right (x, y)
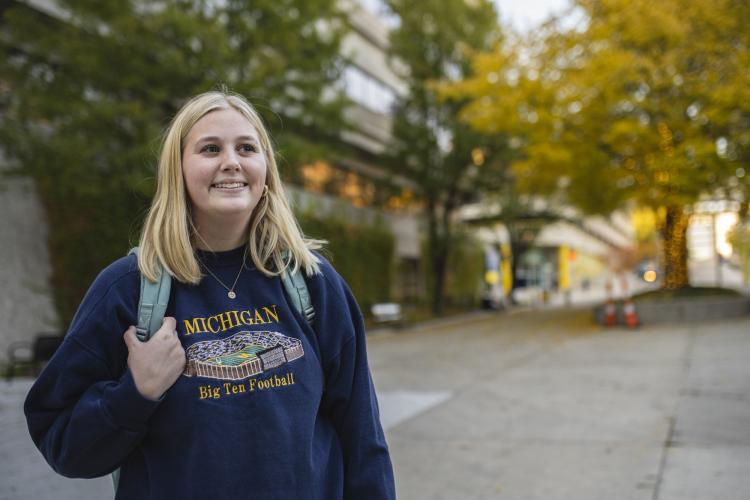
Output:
top-left (201, 246), bottom-right (248, 299)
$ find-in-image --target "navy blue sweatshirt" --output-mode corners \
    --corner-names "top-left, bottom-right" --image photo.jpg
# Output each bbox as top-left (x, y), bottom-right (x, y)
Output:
top-left (24, 246), bottom-right (395, 499)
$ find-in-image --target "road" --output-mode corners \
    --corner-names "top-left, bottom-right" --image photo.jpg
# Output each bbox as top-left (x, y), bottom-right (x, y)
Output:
top-left (2, 307), bottom-right (749, 499)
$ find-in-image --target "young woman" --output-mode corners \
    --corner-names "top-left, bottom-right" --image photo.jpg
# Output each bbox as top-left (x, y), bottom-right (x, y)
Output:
top-left (24, 90), bottom-right (396, 499)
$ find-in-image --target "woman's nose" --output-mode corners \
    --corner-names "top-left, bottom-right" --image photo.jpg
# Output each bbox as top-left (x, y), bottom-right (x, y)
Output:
top-left (221, 151), bottom-right (241, 171)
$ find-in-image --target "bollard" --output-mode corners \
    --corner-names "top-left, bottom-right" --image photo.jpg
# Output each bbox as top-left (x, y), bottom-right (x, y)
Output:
top-left (623, 298), bottom-right (639, 328)
top-left (604, 299), bottom-right (617, 326)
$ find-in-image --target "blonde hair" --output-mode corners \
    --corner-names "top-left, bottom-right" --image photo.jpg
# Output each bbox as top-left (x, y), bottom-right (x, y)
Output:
top-left (138, 90), bottom-right (325, 283)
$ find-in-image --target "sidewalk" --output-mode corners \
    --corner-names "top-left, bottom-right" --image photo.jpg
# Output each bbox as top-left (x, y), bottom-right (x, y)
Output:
top-left (0, 380), bottom-right (113, 500)
top-left (369, 308), bottom-right (750, 499)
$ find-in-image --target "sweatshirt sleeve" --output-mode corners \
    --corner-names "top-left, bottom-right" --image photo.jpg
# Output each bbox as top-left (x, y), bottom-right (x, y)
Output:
top-left (316, 264), bottom-right (396, 500)
top-left (24, 257), bottom-right (162, 478)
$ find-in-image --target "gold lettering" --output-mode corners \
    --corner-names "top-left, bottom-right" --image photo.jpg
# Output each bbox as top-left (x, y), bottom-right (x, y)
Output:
top-left (247, 378), bottom-right (256, 391)
top-left (207, 315), bottom-right (220, 333)
top-left (219, 312), bottom-right (235, 331)
top-left (221, 382), bottom-right (246, 395)
top-left (263, 305), bottom-right (279, 323)
top-left (199, 386), bottom-right (210, 399)
top-left (182, 308), bottom-right (279, 337)
top-left (183, 317), bottom-right (208, 336)
top-left (240, 310), bottom-right (254, 325)
top-left (199, 385), bottom-right (221, 399)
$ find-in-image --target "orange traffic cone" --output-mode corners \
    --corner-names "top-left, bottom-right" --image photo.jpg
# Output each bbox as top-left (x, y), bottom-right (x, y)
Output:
top-left (623, 298), bottom-right (639, 328)
top-left (604, 299), bottom-right (617, 326)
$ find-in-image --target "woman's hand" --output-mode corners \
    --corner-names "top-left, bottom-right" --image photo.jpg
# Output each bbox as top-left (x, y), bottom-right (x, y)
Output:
top-left (123, 317), bottom-right (186, 401)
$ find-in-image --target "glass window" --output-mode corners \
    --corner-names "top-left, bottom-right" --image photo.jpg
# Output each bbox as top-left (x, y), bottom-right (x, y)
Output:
top-left (357, 0), bottom-right (401, 28)
top-left (342, 65), bottom-right (396, 115)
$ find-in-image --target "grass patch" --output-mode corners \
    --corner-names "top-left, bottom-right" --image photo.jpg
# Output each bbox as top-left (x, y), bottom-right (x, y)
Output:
top-left (633, 286), bottom-right (742, 302)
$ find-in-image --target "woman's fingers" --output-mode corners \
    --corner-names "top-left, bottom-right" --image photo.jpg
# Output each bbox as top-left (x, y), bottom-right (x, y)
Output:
top-left (123, 326), bottom-right (138, 349)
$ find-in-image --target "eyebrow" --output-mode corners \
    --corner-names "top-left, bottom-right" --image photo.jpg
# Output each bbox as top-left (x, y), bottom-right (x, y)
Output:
top-left (195, 135), bottom-right (260, 144)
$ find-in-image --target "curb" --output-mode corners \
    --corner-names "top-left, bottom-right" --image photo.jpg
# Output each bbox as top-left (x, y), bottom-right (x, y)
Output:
top-left (366, 309), bottom-right (502, 336)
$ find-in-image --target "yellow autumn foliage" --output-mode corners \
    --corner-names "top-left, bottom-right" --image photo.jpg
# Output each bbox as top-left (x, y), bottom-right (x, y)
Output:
top-left (441, 0), bottom-right (750, 288)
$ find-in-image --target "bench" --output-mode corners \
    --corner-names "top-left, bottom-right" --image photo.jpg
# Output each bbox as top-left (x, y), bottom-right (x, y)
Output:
top-left (371, 303), bottom-right (403, 324)
top-left (5, 334), bottom-right (64, 379)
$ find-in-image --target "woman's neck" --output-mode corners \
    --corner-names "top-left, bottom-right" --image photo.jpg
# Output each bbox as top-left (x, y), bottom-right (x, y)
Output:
top-left (191, 217), bottom-right (249, 251)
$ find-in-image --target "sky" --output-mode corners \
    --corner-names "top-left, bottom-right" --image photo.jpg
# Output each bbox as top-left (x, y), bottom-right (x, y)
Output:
top-left (492, 0), bottom-right (572, 32)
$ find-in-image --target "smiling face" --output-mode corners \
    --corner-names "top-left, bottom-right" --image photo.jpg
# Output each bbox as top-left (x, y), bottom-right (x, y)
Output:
top-left (182, 107), bottom-right (267, 233)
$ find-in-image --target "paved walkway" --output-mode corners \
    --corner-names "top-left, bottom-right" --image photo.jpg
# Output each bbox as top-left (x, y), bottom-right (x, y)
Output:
top-left (371, 308), bottom-right (750, 500)
top-left (2, 308), bottom-right (749, 499)
top-left (0, 380), bottom-right (113, 499)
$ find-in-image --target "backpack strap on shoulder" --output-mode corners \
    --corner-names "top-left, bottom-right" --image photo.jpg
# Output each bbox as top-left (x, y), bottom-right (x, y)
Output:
top-left (280, 249), bottom-right (315, 324)
top-left (113, 247), bottom-right (172, 492)
top-left (128, 247), bottom-right (172, 342)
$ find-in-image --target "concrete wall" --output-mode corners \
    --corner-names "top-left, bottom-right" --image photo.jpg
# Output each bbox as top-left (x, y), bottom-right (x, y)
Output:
top-left (0, 175), bottom-right (59, 364)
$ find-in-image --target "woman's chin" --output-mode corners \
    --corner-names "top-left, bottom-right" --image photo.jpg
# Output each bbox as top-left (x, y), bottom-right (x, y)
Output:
top-left (202, 201), bottom-right (258, 220)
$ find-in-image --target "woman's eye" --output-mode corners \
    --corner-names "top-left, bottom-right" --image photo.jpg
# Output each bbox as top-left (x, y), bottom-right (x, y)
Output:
top-left (201, 144), bottom-right (220, 153)
top-left (240, 144), bottom-right (257, 153)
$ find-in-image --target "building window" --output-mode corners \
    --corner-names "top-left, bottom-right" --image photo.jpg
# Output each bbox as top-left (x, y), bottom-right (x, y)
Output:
top-left (356, 0), bottom-right (401, 29)
top-left (342, 65), bottom-right (396, 115)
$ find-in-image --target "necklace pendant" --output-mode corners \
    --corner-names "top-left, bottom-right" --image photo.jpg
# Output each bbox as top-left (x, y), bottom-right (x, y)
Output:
top-left (228, 291), bottom-right (236, 299)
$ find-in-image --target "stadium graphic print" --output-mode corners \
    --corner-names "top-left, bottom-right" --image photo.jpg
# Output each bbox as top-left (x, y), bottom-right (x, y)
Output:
top-left (183, 330), bottom-right (304, 381)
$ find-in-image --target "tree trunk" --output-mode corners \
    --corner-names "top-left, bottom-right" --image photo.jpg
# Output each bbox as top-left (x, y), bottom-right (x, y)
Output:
top-left (430, 237), bottom-right (448, 315)
top-left (659, 205), bottom-right (690, 290)
top-left (426, 197), bottom-right (451, 316)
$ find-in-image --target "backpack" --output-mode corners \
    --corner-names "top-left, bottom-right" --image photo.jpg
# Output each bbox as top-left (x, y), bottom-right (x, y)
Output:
top-left (112, 247), bottom-right (314, 490)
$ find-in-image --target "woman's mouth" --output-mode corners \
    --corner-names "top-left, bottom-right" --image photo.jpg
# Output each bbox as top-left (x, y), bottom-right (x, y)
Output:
top-left (211, 182), bottom-right (248, 190)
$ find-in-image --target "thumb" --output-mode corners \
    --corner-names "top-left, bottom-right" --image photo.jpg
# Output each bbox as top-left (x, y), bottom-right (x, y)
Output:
top-left (123, 326), bottom-right (139, 348)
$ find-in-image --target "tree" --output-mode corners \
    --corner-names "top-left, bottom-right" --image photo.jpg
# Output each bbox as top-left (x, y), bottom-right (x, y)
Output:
top-left (0, 0), bottom-right (347, 323)
top-left (444, 0), bottom-right (750, 290)
top-left (383, 0), bottom-right (507, 314)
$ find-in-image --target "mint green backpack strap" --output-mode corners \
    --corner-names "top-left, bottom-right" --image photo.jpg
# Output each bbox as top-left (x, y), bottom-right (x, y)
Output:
top-left (280, 250), bottom-right (315, 324)
top-left (113, 247), bottom-right (172, 492)
top-left (128, 247), bottom-right (172, 342)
